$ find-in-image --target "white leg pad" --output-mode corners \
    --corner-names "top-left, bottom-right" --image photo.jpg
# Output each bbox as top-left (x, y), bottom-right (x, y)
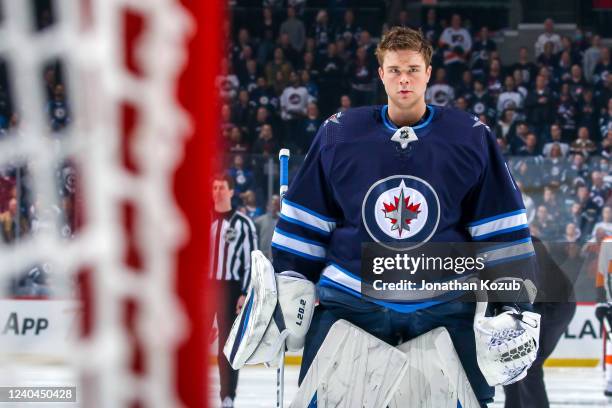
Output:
top-left (290, 319), bottom-right (408, 408)
top-left (389, 327), bottom-right (480, 408)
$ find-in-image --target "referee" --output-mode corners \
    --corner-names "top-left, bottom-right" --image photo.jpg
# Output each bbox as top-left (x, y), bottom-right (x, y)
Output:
top-left (210, 173), bottom-right (258, 408)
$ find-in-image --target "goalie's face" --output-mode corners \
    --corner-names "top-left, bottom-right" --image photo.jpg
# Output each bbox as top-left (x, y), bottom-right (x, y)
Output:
top-left (378, 49), bottom-right (431, 112)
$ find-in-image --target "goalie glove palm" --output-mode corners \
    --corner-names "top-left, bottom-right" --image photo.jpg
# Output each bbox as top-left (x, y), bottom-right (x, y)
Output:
top-left (474, 305), bottom-right (541, 386)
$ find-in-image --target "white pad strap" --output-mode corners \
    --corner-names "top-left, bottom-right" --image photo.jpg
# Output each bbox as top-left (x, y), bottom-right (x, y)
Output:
top-left (390, 327), bottom-right (480, 408)
top-left (290, 320), bottom-right (408, 408)
top-left (246, 274), bottom-right (316, 366)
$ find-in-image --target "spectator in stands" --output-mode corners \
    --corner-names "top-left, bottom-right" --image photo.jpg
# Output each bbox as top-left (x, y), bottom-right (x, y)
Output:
top-left (242, 59), bottom-right (259, 93)
top-left (576, 184), bottom-right (599, 232)
top-left (454, 96), bottom-right (467, 111)
top-left (438, 14), bottom-right (472, 84)
top-left (216, 59), bottom-right (240, 101)
top-left (255, 6), bottom-right (279, 43)
top-left (583, 35), bottom-right (603, 83)
top-left (570, 126), bottom-right (597, 157)
top-left (279, 6), bottom-right (305, 53)
top-left (507, 120), bottom-right (530, 153)
top-left (590, 170), bottom-right (610, 208)
top-left (554, 50), bottom-right (573, 86)
top-left (557, 84), bottom-right (578, 141)
top-left (512, 47), bottom-right (537, 87)
top-left (231, 89), bottom-right (254, 136)
top-left (592, 205), bottom-right (612, 237)
top-left (297, 102), bottom-right (321, 154)
top-left (280, 71), bottom-right (309, 147)
top-left (512, 68), bottom-right (529, 98)
top-left (495, 108), bottom-right (516, 142)
top-left (317, 43), bottom-right (345, 116)
top-left (255, 194), bottom-right (280, 260)
top-left (421, 8), bottom-right (441, 46)
top-left (468, 79), bottom-right (495, 120)
top-left (575, 88), bottom-right (597, 138)
top-left (542, 185), bottom-right (562, 220)
top-left (300, 70), bottom-right (318, 102)
top-left (516, 132), bottom-right (541, 157)
top-left (526, 75), bottom-right (554, 135)
top-left (265, 48), bottom-right (294, 95)
top-left (543, 144), bottom-right (569, 188)
top-left (278, 33), bottom-right (301, 68)
top-left (252, 124), bottom-right (278, 159)
top-left (338, 95), bottom-right (352, 113)
top-left (599, 98), bottom-right (612, 139)
top-left (227, 127), bottom-right (250, 155)
top-left (347, 46), bottom-right (376, 107)
top-left (535, 18), bottom-right (562, 57)
top-left (426, 67), bottom-right (455, 107)
top-left (249, 77), bottom-right (279, 115)
top-left (566, 153), bottom-right (590, 187)
top-left (532, 205), bottom-right (557, 240)
top-left (497, 75), bottom-right (524, 115)
top-left (568, 201), bottom-right (589, 237)
top-left (564, 222), bottom-right (581, 243)
top-left (471, 26), bottom-right (496, 80)
top-left (311, 9), bottom-right (334, 57)
top-left (247, 106), bottom-right (271, 146)
top-left (543, 123), bottom-right (570, 157)
top-left (593, 47), bottom-right (611, 86)
top-left (602, 129), bottom-right (612, 158)
top-left (238, 190), bottom-right (263, 219)
top-left (486, 58), bottom-right (504, 102)
top-left (567, 64), bottom-right (587, 101)
top-left (228, 154), bottom-right (255, 206)
top-left (336, 9), bottom-right (361, 52)
top-left (537, 42), bottom-right (557, 71)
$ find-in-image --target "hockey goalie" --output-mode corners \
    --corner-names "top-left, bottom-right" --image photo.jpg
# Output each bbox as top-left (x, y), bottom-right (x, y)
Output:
top-left (225, 26), bottom-right (541, 408)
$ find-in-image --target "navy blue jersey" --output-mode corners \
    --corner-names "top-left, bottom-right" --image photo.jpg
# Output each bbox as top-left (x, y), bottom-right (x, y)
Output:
top-left (271, 105), bottom-right (537, 312)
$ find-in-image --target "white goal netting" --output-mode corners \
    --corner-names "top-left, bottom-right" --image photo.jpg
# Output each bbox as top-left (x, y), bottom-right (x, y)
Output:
top-left (0, 0), bottom-right (202, 407)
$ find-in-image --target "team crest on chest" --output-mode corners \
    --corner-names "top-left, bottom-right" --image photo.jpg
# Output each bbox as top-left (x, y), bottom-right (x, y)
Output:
top-left (362, 175), bottom-right (440, 250)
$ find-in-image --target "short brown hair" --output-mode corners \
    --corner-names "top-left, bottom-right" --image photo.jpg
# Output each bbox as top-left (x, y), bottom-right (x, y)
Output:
top-left (212, 173), bottom-right (234, 190)
top-left (375, 26), bottom-right (433, 67)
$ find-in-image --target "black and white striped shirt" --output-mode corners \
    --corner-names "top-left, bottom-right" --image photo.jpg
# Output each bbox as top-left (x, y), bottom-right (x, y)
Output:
top-left (209, 210), bottom-right (258, 293)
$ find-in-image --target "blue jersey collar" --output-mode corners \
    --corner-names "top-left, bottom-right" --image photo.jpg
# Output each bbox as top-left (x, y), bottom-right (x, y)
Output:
top-left (381, 104), bottom-right (435, 132)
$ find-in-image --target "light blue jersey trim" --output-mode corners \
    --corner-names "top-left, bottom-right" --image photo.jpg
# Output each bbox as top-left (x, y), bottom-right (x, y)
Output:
top-left (381, 104), bottom-right (436, 131)
top-left (467, 209), bottom-right (527, 227)
top-left (271, 242), bottom-right (326, 262)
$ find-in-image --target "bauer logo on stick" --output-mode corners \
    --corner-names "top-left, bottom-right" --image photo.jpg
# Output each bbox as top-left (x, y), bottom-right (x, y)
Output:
top-left (362, 175), bottom-right (440, 249)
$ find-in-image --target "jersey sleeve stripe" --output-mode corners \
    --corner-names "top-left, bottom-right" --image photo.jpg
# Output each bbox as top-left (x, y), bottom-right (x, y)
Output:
top-left (271, 229), bottom-right (327, 259)
top-left (467, 209), bottom-right (526, 227)
top-left (471, 224), bottom-right (529, 241)
top-left (279, 213), bottom-right (333, 236)
top-left (468, 211), bottom-right (528, 239)
top-left (321, 263), bottom-right (361, 292)
top-left (271, 242), bottom-right (326, 262)
top-left (281, 200), bottom-right (337, 231)
top-left (478, 239), bottom-right (535, 266)
top-left (273, 227), bottom-right (327, 247)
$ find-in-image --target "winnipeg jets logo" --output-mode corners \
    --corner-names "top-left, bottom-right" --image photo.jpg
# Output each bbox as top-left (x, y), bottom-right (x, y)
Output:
top-left (381, 182), bottom-right (421, 236)
top-left (362, 176), bottom-right (440, 250)
top-left (390, 126), bottom-right (418, 149)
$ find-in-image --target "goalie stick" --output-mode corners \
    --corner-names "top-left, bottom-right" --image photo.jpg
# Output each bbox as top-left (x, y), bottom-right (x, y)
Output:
top-left (277, 148), bottom-right (290, 408)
